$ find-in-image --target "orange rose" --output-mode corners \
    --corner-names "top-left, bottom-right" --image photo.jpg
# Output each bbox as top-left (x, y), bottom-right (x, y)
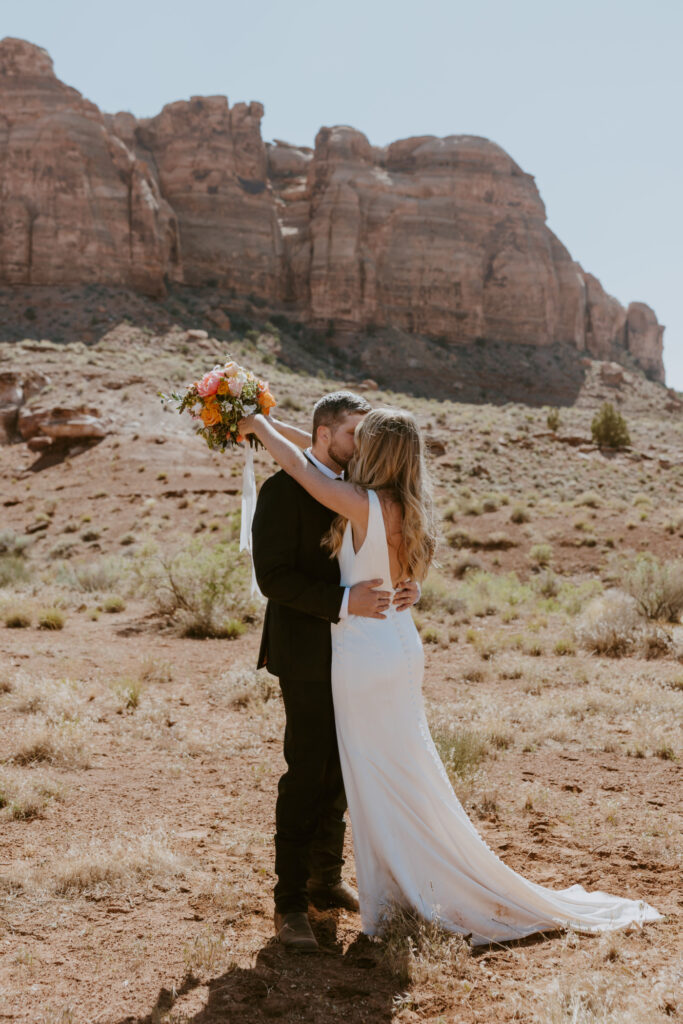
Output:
top-left (200, 402), bottom-right (222, 427)
top-left (216, 379), bottom-right (231, 396)
top-left (259, 390), bottom-right (276, 416)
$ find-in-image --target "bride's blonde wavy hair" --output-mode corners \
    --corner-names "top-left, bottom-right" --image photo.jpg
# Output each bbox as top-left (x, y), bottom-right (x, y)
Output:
top-left (323, 408), bottom-right (438, 582)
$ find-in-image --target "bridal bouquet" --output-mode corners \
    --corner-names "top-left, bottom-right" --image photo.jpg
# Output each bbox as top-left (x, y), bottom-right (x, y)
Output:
top-left (161, 357), bottom-right (275, 598)
top-left (163, 358), bottom-right (276, 451)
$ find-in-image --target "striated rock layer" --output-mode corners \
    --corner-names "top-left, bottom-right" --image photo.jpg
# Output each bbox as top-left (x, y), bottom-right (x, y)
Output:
top-left (0, 37), bottom-right (665, 383)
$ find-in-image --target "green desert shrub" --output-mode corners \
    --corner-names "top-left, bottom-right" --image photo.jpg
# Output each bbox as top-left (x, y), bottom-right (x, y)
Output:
top-left (0, 531), bottom-right (31, 588)
top-left (0, 555), bottom-right (31, 588)
top-left (37, 608), bottom-right (65, 630)
top-left (509, 505), bottom-right (530, 524)
top-left (546, 408), bottom-right (561, 432)
top-left (591, 402), bottom-right (630, 448)
top-left (610, 553), bottom-right (683, 622)
top-left (528, 543), bottom-right (553, 568)
top-left (132, 538), bottom-right (256, 639)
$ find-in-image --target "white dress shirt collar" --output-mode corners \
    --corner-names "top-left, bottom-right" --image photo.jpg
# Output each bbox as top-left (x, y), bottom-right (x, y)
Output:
top-left (305, 447), bottom-right (344, 480)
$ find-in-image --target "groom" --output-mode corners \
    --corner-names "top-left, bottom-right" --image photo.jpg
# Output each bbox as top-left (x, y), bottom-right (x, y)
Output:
top-left (252, 391), bottom-right (419, 951)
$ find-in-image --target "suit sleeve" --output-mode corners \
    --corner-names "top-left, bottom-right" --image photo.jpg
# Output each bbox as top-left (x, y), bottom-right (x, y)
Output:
top-left (252, 474), bottom-right (345, 623)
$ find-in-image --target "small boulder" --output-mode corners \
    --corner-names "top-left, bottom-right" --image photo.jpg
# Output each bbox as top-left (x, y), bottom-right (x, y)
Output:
top-left (425, 435), bottom-right (447, 457)
top-left (599, 362), bottom-right (625, 388)
top-left (18, 404), bottom-right (109, 443)
top-left (207, 309), bottom-right (232, 331)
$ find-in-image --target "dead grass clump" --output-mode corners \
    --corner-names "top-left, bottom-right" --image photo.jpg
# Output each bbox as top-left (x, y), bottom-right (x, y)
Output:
top-left (111, 677), bottom-right (143, 711)
top-left (534, 963), bottom-right (673, 1024)
top-left (577, 590), bottom-right (678, 659)
top-left (184, 927), bottom-right (238, 975)
top-left (9, 830), bottom-right (186, 897)
top-left (7, 675), bottom-right (83, 720)
top-left (574, 490), bottom-right (601, 508)
top-left (8, 721), bottom-right (91, 769)
top-left (221, 668), bottom-right (278, 710)
top-left (453, 552), bottom-right (484, 578)
top-left (430, 723), bottom-right (489, 785)
top-left (378, 902), bottom-right (471, 988)
top-left (4, 607), bottom-right (32, 628)
top-left (139, 657), bottom-right (173, 684)
top-left (59, 556), bottom-right (126, 594)
top-left (576, 591), bottom-right (642, 657)
top-left (0, 767), bottom-right (64, 819)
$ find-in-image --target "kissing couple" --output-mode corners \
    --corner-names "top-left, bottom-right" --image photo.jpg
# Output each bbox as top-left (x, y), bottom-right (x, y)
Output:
top-left (239, 391), bottom-right (662, 952)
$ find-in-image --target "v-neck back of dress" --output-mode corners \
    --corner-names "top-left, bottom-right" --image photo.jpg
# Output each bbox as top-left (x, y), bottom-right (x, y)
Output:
top-left (338, 488), bottom-right (394, 593)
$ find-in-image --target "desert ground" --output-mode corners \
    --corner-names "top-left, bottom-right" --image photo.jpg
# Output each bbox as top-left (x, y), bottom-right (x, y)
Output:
top-left (0, 321), bottom-right (681, 1023)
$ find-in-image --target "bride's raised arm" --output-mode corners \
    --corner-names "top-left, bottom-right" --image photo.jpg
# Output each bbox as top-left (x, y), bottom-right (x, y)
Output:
top-left (239, 412), bottom-right (367, 523)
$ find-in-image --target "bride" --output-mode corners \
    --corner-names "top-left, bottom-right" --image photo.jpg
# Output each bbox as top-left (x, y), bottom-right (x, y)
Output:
top-left (238, 406), bottom-right (663, 946)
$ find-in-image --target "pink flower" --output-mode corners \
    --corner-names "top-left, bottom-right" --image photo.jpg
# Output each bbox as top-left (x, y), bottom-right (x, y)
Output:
top-left (196, 371), bottom-right (223, 397)
top-left (258, 379), bottom-right (269, 393)
top-left (228, 376), bottom-right (243, 397)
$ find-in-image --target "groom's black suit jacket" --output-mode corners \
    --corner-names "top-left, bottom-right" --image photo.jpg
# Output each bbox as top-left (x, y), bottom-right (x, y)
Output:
top-left (252, 469), bottom-right (345, 682)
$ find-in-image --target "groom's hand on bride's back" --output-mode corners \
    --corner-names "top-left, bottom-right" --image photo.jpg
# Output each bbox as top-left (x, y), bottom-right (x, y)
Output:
top-left (348, 580), bottom-right (391, 619)
top-left (392, 579), bottom-right (421, 611)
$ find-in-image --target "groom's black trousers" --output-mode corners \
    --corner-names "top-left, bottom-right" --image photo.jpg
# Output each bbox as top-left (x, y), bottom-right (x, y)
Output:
top-left (275, 675), bottom-right (347, 914)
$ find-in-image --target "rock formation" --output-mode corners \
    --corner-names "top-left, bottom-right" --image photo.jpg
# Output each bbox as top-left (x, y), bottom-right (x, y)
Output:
top-left (0, 37), bottom-right (179, 295)
top-left (0, 37), bottom-right (666, 384)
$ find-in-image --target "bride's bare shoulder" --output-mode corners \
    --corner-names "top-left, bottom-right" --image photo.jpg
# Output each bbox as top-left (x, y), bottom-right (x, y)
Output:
top-left (376, 489), bottom-right (403, 533)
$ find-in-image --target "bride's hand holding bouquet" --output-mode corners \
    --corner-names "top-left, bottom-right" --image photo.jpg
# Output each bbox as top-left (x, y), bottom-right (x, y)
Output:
top-left (162, 360), bottom-right (277, 450)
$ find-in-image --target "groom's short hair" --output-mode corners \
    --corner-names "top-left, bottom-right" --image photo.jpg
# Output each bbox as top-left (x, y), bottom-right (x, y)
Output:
top-left (312, 391), bottom-right (372, 442)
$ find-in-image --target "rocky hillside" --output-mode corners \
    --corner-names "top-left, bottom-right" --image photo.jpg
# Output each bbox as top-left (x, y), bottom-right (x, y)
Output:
top-left (0, 36), bottom-right (665, 385)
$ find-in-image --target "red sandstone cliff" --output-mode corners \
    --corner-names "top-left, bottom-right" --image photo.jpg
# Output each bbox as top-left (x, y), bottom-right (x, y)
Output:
top-left (0, 37), bottom-right (665, 383)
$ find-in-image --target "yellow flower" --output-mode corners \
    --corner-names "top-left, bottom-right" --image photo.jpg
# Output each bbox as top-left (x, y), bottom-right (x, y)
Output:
top-left (216, 379), bottom-right (231, 395)
top-left (200, 402), bottom-right (222, 427)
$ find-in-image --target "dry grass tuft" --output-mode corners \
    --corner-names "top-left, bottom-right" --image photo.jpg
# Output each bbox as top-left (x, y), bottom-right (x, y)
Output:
top-left (0, 767), bottom-right (65, 819)
top-left (378, 902), bottom-right (472, 988)
top-left (220, 668), bottom-right (278, 710)
top-left (533, 955), bottom-right (679, 1024)
top-left (139, 657), bottom-right (174, 684)
top-left (183, 927), bottom-right (238, 975)
top-left (6, 829), bottom-right (186, 897)
top-left (7, 720), bottom-right (91, 769)
top-left (577, 590), bottom-right (678, 659)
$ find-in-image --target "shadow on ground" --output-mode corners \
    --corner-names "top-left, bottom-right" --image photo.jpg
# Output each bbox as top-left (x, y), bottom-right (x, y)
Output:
top-left (116, 911), bottom-right (403, 1024)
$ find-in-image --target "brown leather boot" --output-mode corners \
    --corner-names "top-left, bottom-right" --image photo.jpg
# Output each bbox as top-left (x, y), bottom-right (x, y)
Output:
top-left (273, 911), bottom-right (319, 952)
top-left (306, 879), bottom-right (360, 912)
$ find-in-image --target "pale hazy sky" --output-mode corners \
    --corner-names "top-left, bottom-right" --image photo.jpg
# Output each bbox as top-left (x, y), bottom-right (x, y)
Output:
top-left (5, 0), bottom-right (682, 388)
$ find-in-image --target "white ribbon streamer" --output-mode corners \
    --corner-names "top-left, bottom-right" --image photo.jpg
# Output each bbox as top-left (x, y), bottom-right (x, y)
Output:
top-left (240, 446), bottom-right (263, 599)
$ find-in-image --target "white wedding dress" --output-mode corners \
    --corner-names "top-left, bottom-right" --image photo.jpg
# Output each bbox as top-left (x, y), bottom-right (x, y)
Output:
top-left (331, 489), bottom-right (663, 946)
